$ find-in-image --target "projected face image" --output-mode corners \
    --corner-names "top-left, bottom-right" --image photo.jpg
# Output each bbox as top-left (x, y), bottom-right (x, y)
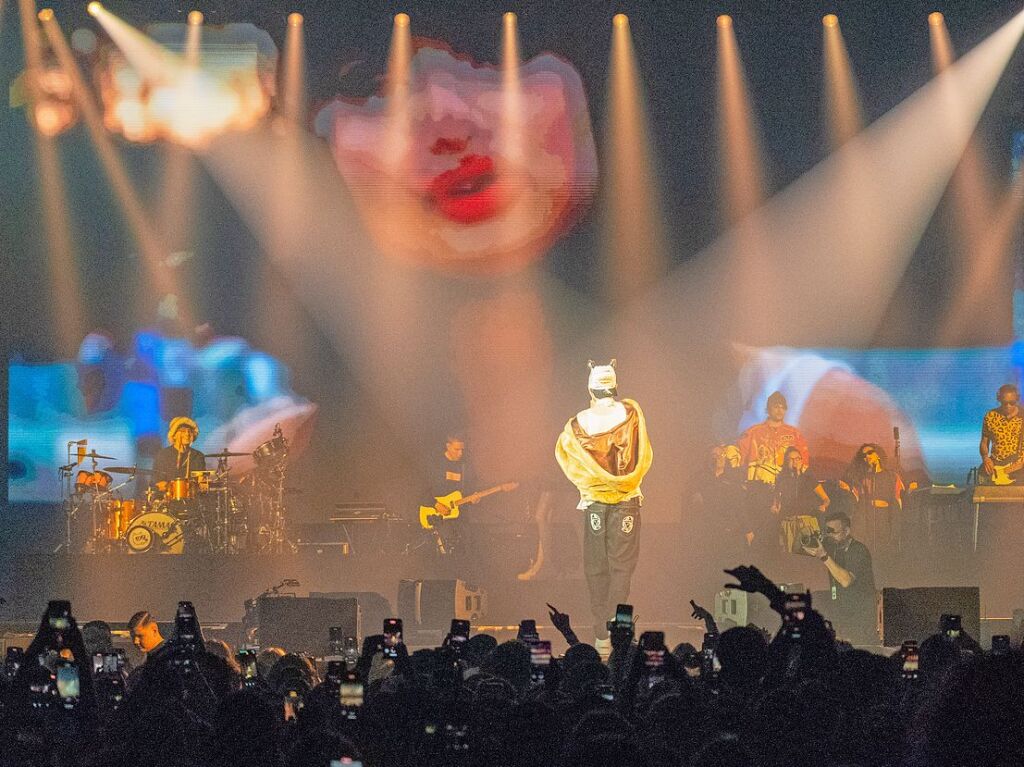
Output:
top-left (315, 42), bottom-right (598, 274)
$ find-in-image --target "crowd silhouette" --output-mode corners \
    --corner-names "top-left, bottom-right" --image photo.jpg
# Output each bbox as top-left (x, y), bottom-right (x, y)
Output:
top-left (1, 564), bottom-right (1021, 767)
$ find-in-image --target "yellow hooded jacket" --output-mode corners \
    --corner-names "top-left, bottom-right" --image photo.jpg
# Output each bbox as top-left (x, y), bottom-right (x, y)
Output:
top-left (555, 398), bottom-right (653, 506)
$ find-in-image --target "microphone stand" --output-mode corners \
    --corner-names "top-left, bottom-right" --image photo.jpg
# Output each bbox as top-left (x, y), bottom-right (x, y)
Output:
top-left (55, 440), bottom-right (84, 554)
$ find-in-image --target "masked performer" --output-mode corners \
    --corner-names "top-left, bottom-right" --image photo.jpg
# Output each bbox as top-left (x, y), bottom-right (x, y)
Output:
top-left (556, 360), bottom-right (652, 651)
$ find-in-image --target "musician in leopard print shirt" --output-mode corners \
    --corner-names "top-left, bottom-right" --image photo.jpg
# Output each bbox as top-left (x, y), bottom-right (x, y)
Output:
top-left (980, 383), bottom-right (1023, 481)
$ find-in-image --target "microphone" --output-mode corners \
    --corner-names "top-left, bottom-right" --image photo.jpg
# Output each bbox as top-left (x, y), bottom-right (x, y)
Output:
top-left (282, 579), bottom-right (300, 588)
top-left (893, 426), bottom-right (900, 441)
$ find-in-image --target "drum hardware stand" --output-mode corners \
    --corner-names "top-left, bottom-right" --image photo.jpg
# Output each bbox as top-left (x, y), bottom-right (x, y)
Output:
top-left (55, 439), bottom-right (89, 554)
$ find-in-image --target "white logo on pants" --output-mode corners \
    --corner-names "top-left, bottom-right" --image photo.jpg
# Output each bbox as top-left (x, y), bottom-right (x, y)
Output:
top-left (621, 515), bottom-right (634, 534)
top-left (590, 513), bottom-right (602, 531)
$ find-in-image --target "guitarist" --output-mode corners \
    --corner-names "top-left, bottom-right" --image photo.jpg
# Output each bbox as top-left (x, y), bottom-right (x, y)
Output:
top-left (980, 383), bottom-right (1024, 483)
top-left (432, 435), bottom-right (473, 554)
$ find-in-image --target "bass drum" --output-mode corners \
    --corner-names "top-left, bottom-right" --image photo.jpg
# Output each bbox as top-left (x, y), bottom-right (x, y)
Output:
top-left (125, 512), bottom-right (184, 554)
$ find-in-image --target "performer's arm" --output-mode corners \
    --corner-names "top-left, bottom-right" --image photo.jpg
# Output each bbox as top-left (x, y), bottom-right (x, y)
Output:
top-left (814, 482), bottom-right (829, 512)
top-left (823, 555), bottom-right (855, 588)
top-left (980, 420), bottom-right (994, 474)
top-left (802, 540), bottom-right (855, 588)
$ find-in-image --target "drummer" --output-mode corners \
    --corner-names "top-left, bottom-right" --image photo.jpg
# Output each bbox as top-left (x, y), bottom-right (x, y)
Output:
top-left (153, 416), bottom-right (207, 488)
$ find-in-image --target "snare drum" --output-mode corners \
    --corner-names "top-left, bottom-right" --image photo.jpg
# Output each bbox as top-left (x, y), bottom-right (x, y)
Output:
top-left (166, 477), bottom-right (193, 501)
top-left (125, 512), bottom-right (184, 554)
top-left (105, 499), bottom-right (136, 540)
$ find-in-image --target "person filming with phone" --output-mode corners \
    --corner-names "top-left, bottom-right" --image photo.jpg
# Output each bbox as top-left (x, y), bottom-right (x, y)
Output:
top-left (801, 510), bottom-right (877, 645)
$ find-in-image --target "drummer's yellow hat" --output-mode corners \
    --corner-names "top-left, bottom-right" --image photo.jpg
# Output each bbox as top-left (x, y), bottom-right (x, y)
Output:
top-left (167, 416), bottom-right (199, 443)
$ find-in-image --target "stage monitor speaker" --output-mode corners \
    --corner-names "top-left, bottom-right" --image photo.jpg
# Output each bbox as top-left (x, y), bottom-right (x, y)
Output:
top-left (714, 589), bottom-right (778, 634)
top-left (255, 596), bottom-right (358, 656)
top-left (398, 579), bottom-right (487, 630)
top-left (309, 592), bottom-right (392, 638)
top-left (881, 587), bottom-right (980, 646)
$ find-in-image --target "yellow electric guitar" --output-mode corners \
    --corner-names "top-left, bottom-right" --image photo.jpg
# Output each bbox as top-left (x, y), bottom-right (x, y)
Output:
top-left (419, 482), bottom-right (519, 529)
top-left (991, 460), bottom-right (1024, 485)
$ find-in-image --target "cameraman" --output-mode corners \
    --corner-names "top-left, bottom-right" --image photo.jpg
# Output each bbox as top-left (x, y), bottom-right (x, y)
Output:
top-left (802, 511), bottom-right (877, 645)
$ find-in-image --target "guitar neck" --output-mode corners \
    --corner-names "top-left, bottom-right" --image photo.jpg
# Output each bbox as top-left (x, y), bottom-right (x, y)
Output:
top-left (453, 486), bottom-right (503, 508)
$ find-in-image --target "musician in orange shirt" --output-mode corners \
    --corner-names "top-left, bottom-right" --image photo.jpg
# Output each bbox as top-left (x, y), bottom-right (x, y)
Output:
top-left (737, 391), bottom-right (810, 484)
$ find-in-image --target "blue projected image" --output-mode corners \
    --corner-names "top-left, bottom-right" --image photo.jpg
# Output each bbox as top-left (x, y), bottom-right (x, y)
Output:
top-left (731, 342), bottom-right (1022, 486)
top-left (8, 329), bottom-right (317, 503)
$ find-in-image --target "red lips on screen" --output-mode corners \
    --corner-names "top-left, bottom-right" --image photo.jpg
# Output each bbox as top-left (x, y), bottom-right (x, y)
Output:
top-left (428, 154), bottom-right (502, 223)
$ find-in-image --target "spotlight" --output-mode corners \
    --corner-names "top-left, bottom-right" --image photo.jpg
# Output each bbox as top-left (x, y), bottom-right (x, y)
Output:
top-left (87, 2), bottom-right (102, 16)
top-left (613, 13), bottom-right (628, 28)
top-left (823, 14), bottom-right (839, 28)
top-left (37, 8), bottom-right (54, 21)
top-left (394, 12), bottom-right (410, 27)
top-left (188, 10), bottom-right (203, 25)
top-left (288, 12), bottom-right (303, 26)
top-left (504, 11), bottom-right (516, 24)
top-left (717, 14), bottom-right (732, 29)
top-left (929, 11), bottom-right (944, 26)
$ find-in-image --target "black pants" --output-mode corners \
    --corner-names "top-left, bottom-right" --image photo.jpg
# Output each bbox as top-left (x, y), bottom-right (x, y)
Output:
top-left (583, 501), bottom-right (641, 639)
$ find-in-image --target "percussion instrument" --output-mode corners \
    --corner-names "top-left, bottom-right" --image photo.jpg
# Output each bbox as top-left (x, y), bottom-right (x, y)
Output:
top-left (207, 449), bottom-right (250, 459)
top-left (253, 435), bottom-right (288, 468)
top-left (104, 499), bottom-right (136, 540)
top-left (75, 470), bottom-right (112, 494)
top-left (166, 477), bottom-right (193, 501)
top-left (81, 450), bottom-right (116, 461)
top-left (125, 512), bottom-right (184, 554)
top-left (747, 460), bottom-right (781, 485)
top-left (191, 470), bottom-right (218, 493)
top-left (104, 465), bottom-right (154, 476)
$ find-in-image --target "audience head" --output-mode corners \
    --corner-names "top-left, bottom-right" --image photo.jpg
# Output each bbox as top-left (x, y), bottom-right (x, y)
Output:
top-left (716, 625), bottom-right (768, 689)
top-left (128, 610), bottom-right (164, 654)
top-left (82, 619), bottom-right (114, 655)
top-left (463, 633), bottom-right (498, 667)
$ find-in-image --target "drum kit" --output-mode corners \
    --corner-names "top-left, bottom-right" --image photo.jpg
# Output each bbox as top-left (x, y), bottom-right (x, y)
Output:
top-left (58, 426), bottom-right (294, 555)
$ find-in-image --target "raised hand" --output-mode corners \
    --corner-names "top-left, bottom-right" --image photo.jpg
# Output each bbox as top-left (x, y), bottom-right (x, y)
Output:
top-left (689, 599), bottom-right (712, 623)
top-left (546, 602), bottom-right (579, 646)
top-left (723, 565), bottom-right (776, 595)
top-left (546, 603), bottom-right (571, 635)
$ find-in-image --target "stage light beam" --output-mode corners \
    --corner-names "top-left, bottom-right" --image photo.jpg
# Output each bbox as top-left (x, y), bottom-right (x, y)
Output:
top-left (929, 13), bottom-right (1001, 344)
top-left (501, 9), bottom-right (522, 164)
top-left (929, 10), bottom-right (955, 71)
top-left (18, 0), bottom-right (84, 353)
top-left (716, 11), bottom-right (767, 222)
top-left (282, 4), bottom-right (306, 124)
top-left (602, 9), bottom-right (669, 299)
top-left (40, 10), bottom-right (191, 328)
top-left (383, 10), bottom-right (413, 175)
top-left (823, 13), bottom-right (864, 148)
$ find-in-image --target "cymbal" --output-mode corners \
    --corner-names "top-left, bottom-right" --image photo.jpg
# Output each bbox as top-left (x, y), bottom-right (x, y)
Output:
top-left (82, 450), bottom-right (117, 461)
top-left (104, 465), bottom-right (154, 475)
top-left (208, 449), bottom-right (250, 458)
